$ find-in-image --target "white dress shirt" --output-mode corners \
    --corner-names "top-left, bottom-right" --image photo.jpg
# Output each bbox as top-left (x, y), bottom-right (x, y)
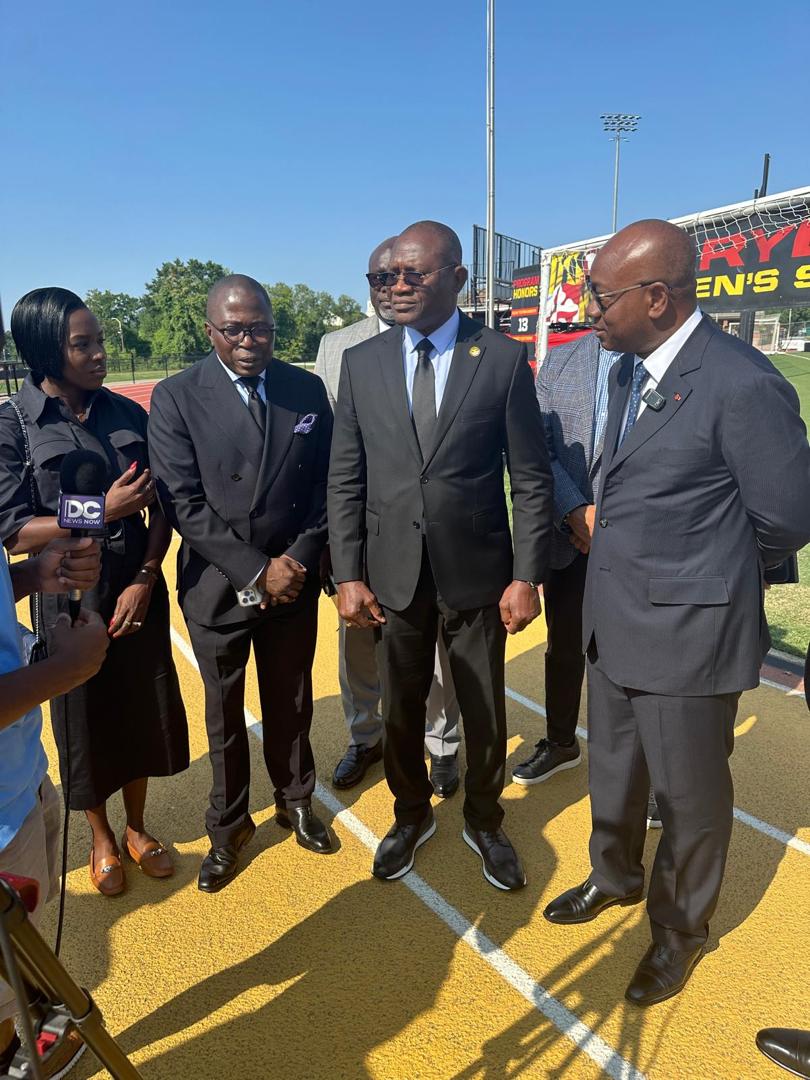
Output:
top-left (620, 307), bottom-right (704, 436)
top-left (378, 317), bottom-right (394, 335)
top-left (401, 309), bottom-right (460, 415)
top-left (217, 355), bottom-right (268, 405)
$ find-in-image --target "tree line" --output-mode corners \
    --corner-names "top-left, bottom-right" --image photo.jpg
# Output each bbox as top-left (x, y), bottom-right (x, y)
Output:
top-left (3, 258), bottom-right (365, 365)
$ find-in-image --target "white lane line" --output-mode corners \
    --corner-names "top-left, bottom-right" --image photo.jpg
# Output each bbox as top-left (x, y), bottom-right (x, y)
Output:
top-left (170, 627), bottom-right (647, 1080)
top-left (505, 684), bottom-right (810, 858)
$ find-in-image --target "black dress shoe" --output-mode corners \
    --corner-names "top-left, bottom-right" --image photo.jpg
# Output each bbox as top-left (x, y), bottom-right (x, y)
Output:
top-left (756, 1028), bottom-right (810, 1078)
top-left (372, 811), bottom-right (435, 880)
top-left (276, 805), bottom-right (333, 854)
top-left (543, 877), bottom-right (643, 924)
top-left (332, 741), bottom-right (383, 789)
top-left (625, 942), bottom-right (704, 1007)
top-left (463, 825), bottom-right (526, 891)
top-left (430, 753), bottom-right (459, 798)
top-left (198, 818), bottom-right (256, 893)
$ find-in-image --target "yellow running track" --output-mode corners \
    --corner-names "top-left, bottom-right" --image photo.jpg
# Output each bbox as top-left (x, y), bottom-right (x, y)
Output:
top-left (21, 543), bottom-right (810, 1080)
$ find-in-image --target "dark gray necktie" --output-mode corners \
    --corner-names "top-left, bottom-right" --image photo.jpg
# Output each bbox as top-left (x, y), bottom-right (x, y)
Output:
top-left (240, 375), bottom-right (266, 437)
top-left (412, 337), bottom-right (436, 457)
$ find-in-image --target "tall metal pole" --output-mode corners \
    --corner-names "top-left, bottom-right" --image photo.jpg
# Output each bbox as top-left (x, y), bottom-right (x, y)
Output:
top-left (611, 136), bottom-right (621, 234)
top-left (601, 114), bottom-right (640, 234)
top-left (485, 0), bottom-right (496, 329)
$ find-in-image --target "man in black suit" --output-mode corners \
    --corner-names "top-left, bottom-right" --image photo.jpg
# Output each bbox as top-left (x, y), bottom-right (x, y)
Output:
top-left (544, 220), bottom-right (810, 1004)
top-left (149, 275), bottom-right (334, 892)
top-left (328, 221), bottom-right (553, 891)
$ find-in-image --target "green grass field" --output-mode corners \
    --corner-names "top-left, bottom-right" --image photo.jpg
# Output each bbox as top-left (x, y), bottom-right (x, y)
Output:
top-left (763, 354), bottom-right (809, 657)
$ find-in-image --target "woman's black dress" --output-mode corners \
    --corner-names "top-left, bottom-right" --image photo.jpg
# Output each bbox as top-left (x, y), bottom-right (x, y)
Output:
top-left (0, 376), bottom-right (189, 809)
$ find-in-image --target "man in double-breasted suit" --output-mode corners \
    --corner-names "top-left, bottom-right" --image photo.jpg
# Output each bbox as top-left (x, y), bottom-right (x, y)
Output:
top-left (328, 221), bottom-right (553, 891)
top-left (545, 220), bottom-right (810, 1006)
top-left (316, 236), bottom-right (461, 797)
top-left (512, 332), bottom-right (621, 788)
top-left (149, 275), bottom-right (334, 892)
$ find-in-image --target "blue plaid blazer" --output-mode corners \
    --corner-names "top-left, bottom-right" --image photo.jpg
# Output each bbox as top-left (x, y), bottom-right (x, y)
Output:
top-left (535, 332), bottom-right (620, 570)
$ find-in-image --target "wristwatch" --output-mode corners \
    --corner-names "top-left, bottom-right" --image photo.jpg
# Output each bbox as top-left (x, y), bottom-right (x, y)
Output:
top-left (520, 580), bottom-right (540, 589)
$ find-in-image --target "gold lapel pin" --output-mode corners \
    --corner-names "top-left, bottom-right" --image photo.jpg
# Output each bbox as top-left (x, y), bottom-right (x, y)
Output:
top-left (469, 345), bottom-right (481, 357)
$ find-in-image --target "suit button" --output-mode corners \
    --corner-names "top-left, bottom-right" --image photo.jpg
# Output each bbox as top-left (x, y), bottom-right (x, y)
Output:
top-left (421, 477), bottom-right (429, 484)
top-left (286, 537), bottom-right (295, 545)
top-left (412, 521), bottom-right (420, 529)
top-left (599, 517), bottom-right (608, 528)
top-left (231, 473), bottom-right (241, 481)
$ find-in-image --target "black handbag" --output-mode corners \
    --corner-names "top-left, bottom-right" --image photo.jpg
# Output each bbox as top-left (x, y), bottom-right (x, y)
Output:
top-left (7, 398), bottom-right (48, 663)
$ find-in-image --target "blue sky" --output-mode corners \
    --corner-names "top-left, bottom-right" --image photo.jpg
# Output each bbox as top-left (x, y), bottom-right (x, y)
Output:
top-left (2, 0), bottom-right (808, 311)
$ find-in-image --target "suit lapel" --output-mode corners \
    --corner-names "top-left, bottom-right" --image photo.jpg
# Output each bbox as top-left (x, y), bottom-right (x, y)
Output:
top-left (251, 359), bottom-right (299, 510)
top-left (605, 316), bottom-right (713, 473)
top-left (197, 352), bottom-right (265, 462)
top-left (421, 313), bottom-right (485, 471)
top-left (377, 326), bottom-right (423, 468)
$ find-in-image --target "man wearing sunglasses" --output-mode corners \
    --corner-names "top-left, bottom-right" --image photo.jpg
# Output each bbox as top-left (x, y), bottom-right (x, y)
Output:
top-left (328, 221), bottom-right (553, 890)
top-left (316, 237), bottom-right (461, 798)
top-left (149, 275), bottom-right (335, 892)
top-left (544, 219), bottom-right (810, 1006)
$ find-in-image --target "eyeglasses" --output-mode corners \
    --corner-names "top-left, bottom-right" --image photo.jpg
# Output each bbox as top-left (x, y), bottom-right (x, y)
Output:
top-left (208, 321), bottom-right (276, 344)
top-left (367, 263), bottom-right (458, 289)
top-left (584, 276), bottom-right (672, 314)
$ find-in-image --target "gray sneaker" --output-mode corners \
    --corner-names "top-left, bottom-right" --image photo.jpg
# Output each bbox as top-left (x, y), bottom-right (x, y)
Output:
top-left (511, 738), bottom-right (581, 786)
top-left (647, 791), bottom-right (662, 829)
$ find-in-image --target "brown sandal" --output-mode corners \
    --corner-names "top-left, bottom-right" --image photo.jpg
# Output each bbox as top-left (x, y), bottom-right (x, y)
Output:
top-left (89, 848), bottom-right (125, 896)
top-left (122, 831), bottom-right (174, 879)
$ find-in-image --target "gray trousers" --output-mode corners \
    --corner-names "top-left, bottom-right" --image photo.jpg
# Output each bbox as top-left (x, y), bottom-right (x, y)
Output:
top-left (586, 660), bottom-right (740, 950)
top-left (339, 619), bottom-right (460, 757)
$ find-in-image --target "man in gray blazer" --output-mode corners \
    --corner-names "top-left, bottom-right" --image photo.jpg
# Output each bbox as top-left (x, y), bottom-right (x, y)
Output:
top-left (511, 332), bottom-right (620, 786)
top-left (544, 220), bottom-right (810, 1006)
top-left (315, 238), bottom-right (460, 796)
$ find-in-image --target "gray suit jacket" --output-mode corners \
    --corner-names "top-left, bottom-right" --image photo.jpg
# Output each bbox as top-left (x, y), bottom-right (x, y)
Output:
top-left (314, 315), bottom-right (380, 411)
top-left (582, 315), bottom-right (810, 696)
top-left (537, 332), bottom-right (608, 570)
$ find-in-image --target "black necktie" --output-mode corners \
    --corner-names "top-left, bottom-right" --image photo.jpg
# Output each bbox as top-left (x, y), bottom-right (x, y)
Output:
top-left (240, 375), bottom-right (266, 437)
top-left (412, 338), bottom-right (436, 457)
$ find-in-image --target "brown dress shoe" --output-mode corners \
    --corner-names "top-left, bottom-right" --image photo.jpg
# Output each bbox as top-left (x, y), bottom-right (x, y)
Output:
top-left (89, 848), bottom-right (125, 896)
top-left (122, 830), bottom-right (174, 878)
top-left (625, 942), bottom-right (704, 1006)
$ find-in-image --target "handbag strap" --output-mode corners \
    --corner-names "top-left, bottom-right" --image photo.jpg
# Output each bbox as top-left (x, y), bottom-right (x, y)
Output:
top-left (6, 397), bottom-right (44, 642)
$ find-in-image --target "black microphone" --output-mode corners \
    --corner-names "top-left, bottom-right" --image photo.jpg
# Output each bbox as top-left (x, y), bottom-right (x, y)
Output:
top-left (57, 450), bottom-right (109, 622)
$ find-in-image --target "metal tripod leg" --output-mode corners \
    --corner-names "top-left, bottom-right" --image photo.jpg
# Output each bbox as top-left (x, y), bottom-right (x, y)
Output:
top-left (0, 881), bottom-right (143, 1080)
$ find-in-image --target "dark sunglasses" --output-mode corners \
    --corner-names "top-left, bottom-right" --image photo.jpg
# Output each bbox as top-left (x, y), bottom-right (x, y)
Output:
top-left (366, 263), bottom-right (458, 290)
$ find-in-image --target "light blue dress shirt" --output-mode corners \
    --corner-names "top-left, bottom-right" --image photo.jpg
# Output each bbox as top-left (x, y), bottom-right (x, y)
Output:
top-left (0, 560), bottom-right (48, 851)
top-left (401, 309), bottom-right (460, 415)
top-left (217, 356), bottom-right (268, 406)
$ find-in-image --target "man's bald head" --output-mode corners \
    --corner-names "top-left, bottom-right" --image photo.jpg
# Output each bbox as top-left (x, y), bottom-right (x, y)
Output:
top-left (368, 236), bottom-right (397, 273)
top-left (597, 219), bottom-right (696, 291)
top-left (587, 219), bottom-right (698, 356)
top-left (395, 221), bottom-right (463, 266)
top-left (205, 274), bottom-right (275, 378)
top-left (206, 274), bottom-right (271, 321)
top-left (367, 235), bottom-right (398, 324)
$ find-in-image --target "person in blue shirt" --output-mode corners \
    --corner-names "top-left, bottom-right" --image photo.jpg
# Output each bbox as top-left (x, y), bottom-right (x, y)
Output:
top-left (0, 536), bottom-right (108, 1075)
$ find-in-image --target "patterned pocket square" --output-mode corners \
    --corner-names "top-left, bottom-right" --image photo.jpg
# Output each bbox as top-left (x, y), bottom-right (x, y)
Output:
top-left (294, 413), bottom-right (317, 435)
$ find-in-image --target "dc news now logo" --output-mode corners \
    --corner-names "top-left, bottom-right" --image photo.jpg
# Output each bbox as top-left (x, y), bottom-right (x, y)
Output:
top-left (58, 493), bottom-right (107, 532)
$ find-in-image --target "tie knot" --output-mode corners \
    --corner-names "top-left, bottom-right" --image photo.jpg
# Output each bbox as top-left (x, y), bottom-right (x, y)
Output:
top-left (415, 338), bottom-right (433, 361)
top-left (240, 375), bottom-right (261, 393)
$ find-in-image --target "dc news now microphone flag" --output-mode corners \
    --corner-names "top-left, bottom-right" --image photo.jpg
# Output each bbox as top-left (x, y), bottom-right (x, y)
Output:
top-left (58, 450), bottom-right (108, 621)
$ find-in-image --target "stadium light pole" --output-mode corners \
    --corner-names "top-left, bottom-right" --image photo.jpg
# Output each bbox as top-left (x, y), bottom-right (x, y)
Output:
top-left (601, 114), bottom-right (641, 233)
top-left (485, 0), bottom-right (496, 329)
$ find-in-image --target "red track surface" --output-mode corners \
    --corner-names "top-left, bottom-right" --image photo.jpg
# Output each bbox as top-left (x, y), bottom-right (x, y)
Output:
top-left (110, 378), bottom-right (160, 412)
